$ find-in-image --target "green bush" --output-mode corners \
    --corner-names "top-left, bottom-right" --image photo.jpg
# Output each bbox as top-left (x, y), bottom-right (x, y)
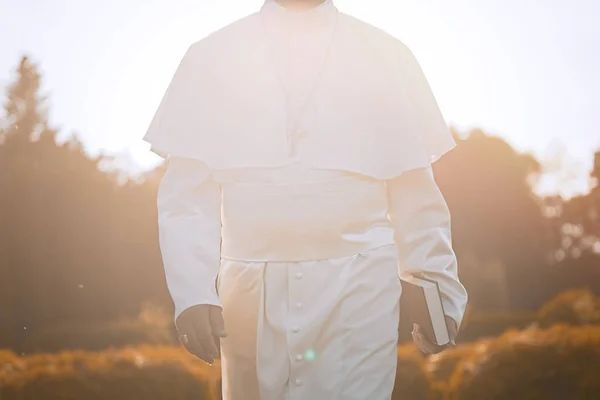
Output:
top-left (447, 325), bottom-right (600, 400)
top-left (457, 310), bottom-right (535, 342)
top-left (536, 289), bottom-right (600, 328)
top-left (0, 344), bottom-right (435, 400)
top-left (424, 339), bottom-right (491, 383)
top-left (0, 349), bottom-right (26, 387)
top-left (0, 346), bottom-right (220, 400)
top-left (7, 325), bottom-right (598, 400)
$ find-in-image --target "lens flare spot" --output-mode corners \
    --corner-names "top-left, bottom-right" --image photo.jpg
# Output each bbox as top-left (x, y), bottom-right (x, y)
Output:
top-left (304, 348), bottom-right (316, 362)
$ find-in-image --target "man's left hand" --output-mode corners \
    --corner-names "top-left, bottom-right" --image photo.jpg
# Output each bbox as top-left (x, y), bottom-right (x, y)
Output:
top-left (412, 316), bottom-right (458, 355)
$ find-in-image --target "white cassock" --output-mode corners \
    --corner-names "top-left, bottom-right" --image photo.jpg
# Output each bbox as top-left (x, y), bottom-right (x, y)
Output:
top-left (145, 1), bottom-right (468, 399)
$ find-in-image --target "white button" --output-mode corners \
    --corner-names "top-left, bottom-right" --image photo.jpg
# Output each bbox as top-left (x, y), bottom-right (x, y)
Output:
top-left (295, 272), bottom-right (303, 280)
top-left (292, 326), bottom-right (300, 333)
top-left (295, 378), bottom-right (303, 386)
top-left (295, 354), bottom-right (303, 361)
top-left (295, 302), bottom-right (303, 310)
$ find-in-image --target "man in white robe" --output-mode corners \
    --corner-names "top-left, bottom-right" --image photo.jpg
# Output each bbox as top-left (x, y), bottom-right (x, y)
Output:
top-left (144, 0), bottom-right (468, 399)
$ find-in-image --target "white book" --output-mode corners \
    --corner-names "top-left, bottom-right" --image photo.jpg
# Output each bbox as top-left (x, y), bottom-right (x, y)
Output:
top-left (399, 273), bottom-right (451, 346)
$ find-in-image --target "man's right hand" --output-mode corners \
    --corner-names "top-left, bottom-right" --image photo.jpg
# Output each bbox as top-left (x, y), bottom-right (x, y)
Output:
top-left (176, 304), bottom-right (228, 365)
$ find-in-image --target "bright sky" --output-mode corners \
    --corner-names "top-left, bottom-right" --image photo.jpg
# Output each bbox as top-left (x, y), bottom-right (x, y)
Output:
top-left (1, 0), bottom-right (599, 197)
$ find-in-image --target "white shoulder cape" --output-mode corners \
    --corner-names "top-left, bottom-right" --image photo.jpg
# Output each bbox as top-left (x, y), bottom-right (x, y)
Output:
top-left (143, 12), bottom-right (455, 180)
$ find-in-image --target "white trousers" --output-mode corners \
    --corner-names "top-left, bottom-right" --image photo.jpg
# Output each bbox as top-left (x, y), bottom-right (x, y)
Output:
top-left (218, 244), bottom-right (402, 400)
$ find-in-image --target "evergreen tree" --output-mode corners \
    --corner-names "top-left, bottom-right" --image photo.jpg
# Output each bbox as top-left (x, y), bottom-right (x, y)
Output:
top-left (0, 56), bottom-right (169, 352)
top-left (0, 56), bottom-right (53, 350)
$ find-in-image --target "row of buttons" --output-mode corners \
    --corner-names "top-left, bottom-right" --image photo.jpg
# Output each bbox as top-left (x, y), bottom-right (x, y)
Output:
top-left (291, 271), bottom-right (303, 334)
top-left (291, 267), bottom-right (305, 390)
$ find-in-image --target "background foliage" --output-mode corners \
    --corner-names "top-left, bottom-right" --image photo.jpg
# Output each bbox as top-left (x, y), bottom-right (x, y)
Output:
top-left (1, 56), bottom-right (599, 398)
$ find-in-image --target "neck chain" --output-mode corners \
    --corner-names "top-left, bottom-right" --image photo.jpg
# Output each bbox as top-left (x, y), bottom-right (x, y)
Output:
top-left (259, 9), bottom-right (339, 159)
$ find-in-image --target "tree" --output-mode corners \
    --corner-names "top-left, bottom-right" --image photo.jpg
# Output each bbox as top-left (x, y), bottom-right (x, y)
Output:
top-left (434, 129), bottom-right (559, 310)
top-left (0, 56), bottom-right (52, 351)
top-left (0, 57), bottom-right (170, 352)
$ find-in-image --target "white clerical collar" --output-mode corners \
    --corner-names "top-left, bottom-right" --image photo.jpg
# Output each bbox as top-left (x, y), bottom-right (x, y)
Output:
top-left (260, 0), bottom-right (338, 30)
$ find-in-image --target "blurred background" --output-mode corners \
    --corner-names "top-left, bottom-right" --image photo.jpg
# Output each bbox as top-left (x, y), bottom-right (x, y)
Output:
top-left (1, 0), bottom-right (599, 399)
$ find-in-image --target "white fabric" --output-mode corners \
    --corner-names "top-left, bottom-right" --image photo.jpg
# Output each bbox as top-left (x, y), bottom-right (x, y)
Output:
top-left (151, 1), bottom-right (467, 398)
top-left (218, 168), bottom-right (394, 262)
top-left (142, 0), bottom-right (456, 179)
top-left (259, 0), bottom-right (338, 160)
top-left (157, 158), bottom-right (467, 325)
top-left (260, 0), bottom-right (337, 124)
top-left (387, 167), bottom-right (468, 327)
top-left (218, 244), bottom-right (401, 400)
top-left (156, 158), bottom-right (468, 399)
top-left (156, 157), bottom-right (222, 321)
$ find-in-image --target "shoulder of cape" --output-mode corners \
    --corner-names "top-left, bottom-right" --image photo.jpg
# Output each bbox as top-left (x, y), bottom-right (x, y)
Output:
top-left (181, 11), bottom-right (418, 65)
top-left (338, 12), bottom-right (417, 63)
top-left (184, 12), bottom-right (263, 60)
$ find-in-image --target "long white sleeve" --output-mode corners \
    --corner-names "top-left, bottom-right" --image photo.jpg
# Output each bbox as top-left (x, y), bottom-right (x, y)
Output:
top-left (156, 156), bottom-right (222, 323)
top-left (387, 167), bottom-right (468, 329)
